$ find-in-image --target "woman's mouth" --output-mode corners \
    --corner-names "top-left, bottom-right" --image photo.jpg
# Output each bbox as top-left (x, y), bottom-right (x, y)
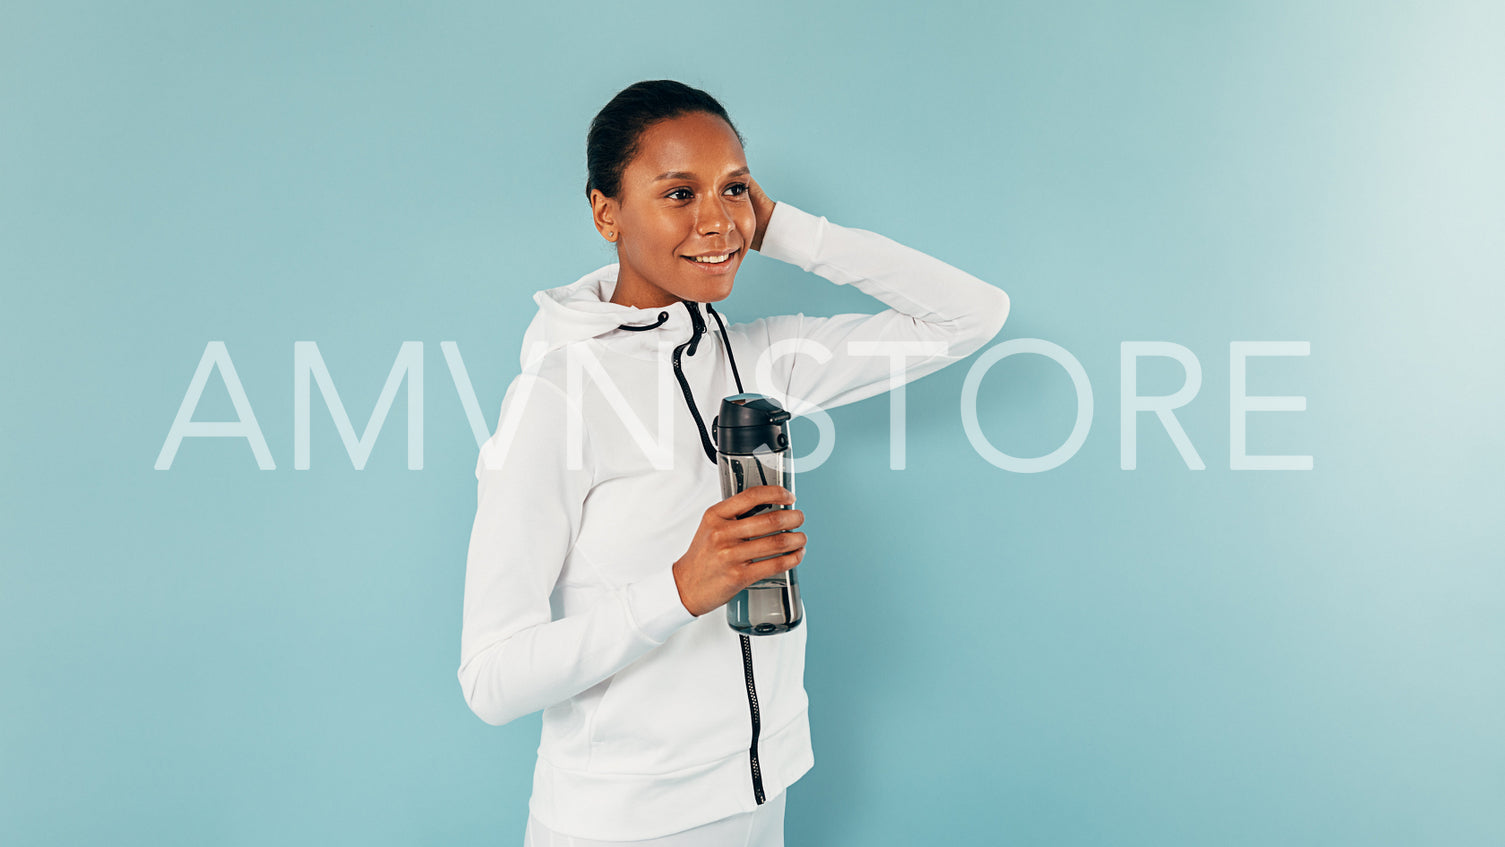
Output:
top-left (681, 249), bottom-right (740, 273)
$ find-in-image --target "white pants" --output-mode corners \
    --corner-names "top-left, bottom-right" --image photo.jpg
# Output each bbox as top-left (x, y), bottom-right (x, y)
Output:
top-left (524, 791), bottom-right (786, 847)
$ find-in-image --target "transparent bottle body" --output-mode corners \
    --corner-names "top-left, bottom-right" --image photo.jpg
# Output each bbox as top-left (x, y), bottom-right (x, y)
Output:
top-left (718, 448), bottom-right (803, 635)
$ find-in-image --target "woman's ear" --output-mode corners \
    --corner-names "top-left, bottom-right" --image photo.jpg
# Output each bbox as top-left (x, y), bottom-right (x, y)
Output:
top-left (590, 189), bottom-right (619, 243)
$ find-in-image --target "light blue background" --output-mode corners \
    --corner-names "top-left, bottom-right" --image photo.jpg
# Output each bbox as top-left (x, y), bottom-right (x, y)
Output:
top-left (3, 2), bottom-right (1502, 845)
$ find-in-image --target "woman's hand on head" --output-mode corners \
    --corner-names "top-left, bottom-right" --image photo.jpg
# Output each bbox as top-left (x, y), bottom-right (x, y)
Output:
top-left (672, 485), bottom-right (806, 618)
top-left (748, 177), bottom-right (776, 253)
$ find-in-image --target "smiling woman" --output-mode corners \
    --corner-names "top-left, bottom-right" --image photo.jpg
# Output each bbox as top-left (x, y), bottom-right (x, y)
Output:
top-left (591, 107), bottom-right (761, 307)
top-left (457, 79), bottom-right (1012, 846)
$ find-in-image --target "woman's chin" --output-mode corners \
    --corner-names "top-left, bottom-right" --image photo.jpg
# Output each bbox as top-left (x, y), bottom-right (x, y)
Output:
top-left (703, 277), bottom-right (736, 302)
top-left (677, 269), bottom-right (738, 303)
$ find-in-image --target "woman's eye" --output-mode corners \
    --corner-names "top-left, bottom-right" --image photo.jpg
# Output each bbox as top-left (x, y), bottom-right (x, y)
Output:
top-left (725, 182), bottom-right (749, 197)
top-left (667, 188), bottom-right (693, 201)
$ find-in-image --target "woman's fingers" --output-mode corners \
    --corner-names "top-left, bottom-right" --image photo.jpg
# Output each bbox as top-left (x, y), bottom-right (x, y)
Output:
top-left (712, 485), bottom-right (793, 519)
top-left (745, 548), bottom-right (805, 584)
top-left (732, 508), bottom-right (803, 540)
top-left (739, 530), bottom-right (806, 564)
top-left (747, 177), bottom-right (775, 252)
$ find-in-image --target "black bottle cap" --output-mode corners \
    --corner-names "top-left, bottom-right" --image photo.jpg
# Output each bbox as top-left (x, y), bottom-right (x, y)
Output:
top-left (712, 393), bottom-right (791, 455)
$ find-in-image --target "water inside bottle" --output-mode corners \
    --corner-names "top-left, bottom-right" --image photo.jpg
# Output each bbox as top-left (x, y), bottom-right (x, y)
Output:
top-left (728, 576), bottom-right (802, 635)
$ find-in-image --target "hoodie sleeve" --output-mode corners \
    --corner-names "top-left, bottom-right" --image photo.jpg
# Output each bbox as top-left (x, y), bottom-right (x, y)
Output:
top-left (456, 372), bottom-right (695, 726)
top-left (745, 201), bottom-right (1010, 413)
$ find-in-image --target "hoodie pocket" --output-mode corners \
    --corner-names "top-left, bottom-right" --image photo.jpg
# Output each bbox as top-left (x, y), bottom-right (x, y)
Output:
top-left (586, 672), bottom-right (619, 754)
top-left (586, 620), bottom-right (750, 774)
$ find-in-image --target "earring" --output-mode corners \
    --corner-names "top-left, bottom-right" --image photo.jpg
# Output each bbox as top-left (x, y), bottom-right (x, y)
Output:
top-left (606, 230), bottom-right (615, 241)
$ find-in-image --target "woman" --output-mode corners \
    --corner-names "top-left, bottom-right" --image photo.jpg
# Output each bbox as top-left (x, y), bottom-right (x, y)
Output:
top-left (458, 80), bottom-right (1010, 846)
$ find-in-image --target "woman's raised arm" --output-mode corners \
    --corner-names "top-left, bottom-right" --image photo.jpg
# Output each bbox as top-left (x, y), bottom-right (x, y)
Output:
top-left (737, 194), bottom-right (1011, 415)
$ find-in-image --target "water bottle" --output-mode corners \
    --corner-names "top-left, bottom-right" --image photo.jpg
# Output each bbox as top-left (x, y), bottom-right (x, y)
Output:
top-left (713, 393), bottom-right (803, 635)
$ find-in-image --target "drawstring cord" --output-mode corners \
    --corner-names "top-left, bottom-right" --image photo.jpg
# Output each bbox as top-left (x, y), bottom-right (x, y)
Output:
top-left (670, 302), bottom-right (716, 464)
top-left (621, 300), bottom-right (743, 465)
top-left (617, 310), bottom-right (669, 331)
top-left (705, 302), bottom-right (745, 395)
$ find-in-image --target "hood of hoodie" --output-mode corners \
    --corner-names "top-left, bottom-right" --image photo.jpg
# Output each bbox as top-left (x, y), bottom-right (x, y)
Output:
top-left (518, 263), bottom-right (723, 370)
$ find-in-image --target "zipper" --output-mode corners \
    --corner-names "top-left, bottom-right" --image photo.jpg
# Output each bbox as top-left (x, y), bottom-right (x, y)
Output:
top-left (668, 301), bottom-right (767, 806)
top-left (740, 632), bottom-right (766, 804)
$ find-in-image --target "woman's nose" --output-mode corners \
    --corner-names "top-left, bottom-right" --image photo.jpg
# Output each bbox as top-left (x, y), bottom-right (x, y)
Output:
top-left (696, 196), bottom-right (734, 236)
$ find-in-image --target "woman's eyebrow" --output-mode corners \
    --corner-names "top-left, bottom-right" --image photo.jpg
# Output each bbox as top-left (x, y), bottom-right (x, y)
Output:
top-left (653, 166), bottom-right (751, 181)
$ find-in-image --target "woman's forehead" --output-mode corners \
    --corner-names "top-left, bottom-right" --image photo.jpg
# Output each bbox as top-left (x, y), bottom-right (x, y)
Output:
top-left (627, 113), bottom-right (747, 180)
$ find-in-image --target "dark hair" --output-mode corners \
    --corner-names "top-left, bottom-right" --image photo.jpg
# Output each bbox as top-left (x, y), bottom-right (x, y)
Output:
top-left (585, 80), bottom-right (744, 200)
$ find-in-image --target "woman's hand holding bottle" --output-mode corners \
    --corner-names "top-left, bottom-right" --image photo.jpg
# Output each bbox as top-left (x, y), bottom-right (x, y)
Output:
top-left (672, 485), bottom-right (806, 617)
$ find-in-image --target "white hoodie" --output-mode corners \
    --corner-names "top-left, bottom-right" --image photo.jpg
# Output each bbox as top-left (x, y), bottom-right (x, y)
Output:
top-left (458, 201), bottom-right (1010, 840)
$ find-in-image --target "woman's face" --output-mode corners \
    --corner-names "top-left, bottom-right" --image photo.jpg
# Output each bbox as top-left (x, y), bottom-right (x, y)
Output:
top-left (593, 111), bottom-right (756, 308)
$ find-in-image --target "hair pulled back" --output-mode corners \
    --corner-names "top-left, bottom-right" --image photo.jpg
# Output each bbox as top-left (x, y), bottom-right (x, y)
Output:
top-left (585, 80), bottom-right (744, 200)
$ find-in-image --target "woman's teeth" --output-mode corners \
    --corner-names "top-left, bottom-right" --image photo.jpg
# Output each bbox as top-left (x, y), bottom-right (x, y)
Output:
top-left (689, 252), bottom-right (732, 264)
